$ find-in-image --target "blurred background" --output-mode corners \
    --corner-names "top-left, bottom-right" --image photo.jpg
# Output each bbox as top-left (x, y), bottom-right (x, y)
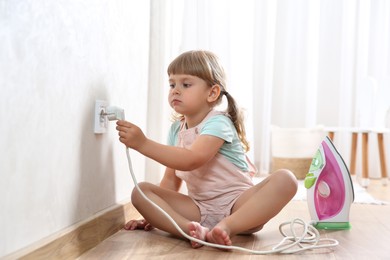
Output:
top-left (1, 0), bottom-right (389, 257)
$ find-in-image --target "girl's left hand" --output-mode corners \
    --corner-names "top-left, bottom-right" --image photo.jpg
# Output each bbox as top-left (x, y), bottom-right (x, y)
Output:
top-left (116, 120), bottom-right (147, 150)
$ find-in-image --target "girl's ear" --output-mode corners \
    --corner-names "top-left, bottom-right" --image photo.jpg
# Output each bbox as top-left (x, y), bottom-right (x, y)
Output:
top-left (208, 85), bottom-right (221, 102)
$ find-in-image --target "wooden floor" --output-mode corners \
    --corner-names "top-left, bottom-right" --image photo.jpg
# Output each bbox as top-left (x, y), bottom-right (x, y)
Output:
top-left (79, 179), bottom-right (390, 259)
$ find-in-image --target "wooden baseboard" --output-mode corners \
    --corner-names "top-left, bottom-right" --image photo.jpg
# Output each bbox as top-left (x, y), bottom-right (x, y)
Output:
top-left (3, 201), bottom-right (139, 260)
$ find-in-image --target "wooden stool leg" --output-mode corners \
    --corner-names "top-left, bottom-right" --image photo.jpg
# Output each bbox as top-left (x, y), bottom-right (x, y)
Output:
top-left (350, 132), bottom-right (358, 175)
top-left (362, 132), bottom-right (369, 181)
top-left (328, 131), bottom-right (335, 141)
top-left (377, 133), bottom-right (388, 183)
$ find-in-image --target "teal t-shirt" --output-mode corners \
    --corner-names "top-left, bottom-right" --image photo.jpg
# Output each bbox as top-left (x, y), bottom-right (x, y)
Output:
top-left (167, 114), bottom-right (249, 172)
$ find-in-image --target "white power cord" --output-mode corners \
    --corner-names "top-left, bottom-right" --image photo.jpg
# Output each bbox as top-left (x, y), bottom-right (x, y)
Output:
top-left (108, 108), bottom-right (338, 254)
top-left (125, 148), bottom-right (339, 254)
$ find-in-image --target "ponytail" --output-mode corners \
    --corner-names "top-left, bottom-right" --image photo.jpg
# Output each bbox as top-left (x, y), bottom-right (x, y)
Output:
top-left (222, 91), bottom-right (250, 152)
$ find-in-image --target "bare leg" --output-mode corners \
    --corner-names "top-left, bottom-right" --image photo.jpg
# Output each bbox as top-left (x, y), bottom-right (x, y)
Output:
top-left (208, 169), bottom-right (297, 244)
top-left (131, 182), bottom-right (201, 239)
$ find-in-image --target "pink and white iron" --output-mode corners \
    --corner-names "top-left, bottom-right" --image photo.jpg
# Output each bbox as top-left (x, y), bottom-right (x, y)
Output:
top-left (305, 136), bottom-right (355, 230)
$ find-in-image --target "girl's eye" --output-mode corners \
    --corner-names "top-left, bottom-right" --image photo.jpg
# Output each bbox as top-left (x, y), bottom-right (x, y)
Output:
top-left (169, 83), bottom-right (191, 89)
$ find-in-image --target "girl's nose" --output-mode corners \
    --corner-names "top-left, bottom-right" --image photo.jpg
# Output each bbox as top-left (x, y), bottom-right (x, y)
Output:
top-left (171, 86), bottom-right (180, 94)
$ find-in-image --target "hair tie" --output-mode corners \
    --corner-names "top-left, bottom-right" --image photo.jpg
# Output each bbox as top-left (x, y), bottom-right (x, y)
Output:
top-left (222, 90), bottom-right (229, 96)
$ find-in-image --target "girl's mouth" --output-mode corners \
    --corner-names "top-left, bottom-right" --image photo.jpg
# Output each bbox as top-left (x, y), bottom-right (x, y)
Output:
top-left (171, 99), bottom-right (181, 106)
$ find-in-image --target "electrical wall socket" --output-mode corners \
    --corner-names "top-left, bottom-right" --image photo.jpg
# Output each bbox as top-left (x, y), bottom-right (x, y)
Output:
top-left (94, 100), bottom-right (108, 134)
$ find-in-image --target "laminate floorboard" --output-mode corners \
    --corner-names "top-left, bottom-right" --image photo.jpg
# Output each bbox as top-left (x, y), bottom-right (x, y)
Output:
top-left (79, 179), bottom-right (390, 260)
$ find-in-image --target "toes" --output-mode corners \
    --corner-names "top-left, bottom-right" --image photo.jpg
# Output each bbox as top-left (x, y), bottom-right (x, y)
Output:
top-left (206, 227), bottom-right (232, 247)
top-left (188, 222), bottom-right (208, 249)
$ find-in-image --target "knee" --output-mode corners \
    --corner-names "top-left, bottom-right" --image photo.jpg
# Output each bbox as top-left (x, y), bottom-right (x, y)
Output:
top-left (131, 182), bottom-right (152, 207)
top-left (272, 169), bottom-right (298, 198)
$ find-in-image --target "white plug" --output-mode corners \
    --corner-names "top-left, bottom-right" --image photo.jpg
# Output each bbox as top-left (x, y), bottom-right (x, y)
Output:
top-left (94, 100), bottom-right (125, 134)
top-left (105, 106), bottom-right (125, 121)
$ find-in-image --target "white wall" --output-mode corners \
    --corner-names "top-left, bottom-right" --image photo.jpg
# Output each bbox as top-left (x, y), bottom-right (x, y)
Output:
top-left (0, 0), bottom-right (150, 257)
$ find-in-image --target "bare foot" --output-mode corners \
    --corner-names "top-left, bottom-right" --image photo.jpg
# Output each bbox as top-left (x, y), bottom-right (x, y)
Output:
top-left (188, 222), bottom-right (209, 248)
top-left (206, 226), bottom-right (232, 247)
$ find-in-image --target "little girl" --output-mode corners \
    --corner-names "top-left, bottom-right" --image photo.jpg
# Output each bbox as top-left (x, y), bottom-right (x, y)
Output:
top-left (116, 50), bottom-right (298, 248)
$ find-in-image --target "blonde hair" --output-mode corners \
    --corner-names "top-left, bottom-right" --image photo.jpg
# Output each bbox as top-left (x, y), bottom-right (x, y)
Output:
top-left (167, 50), bottom-right (250, 152)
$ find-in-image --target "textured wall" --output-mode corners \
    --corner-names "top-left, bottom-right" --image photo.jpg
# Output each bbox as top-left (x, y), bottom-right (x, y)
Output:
top-left (0, 0), bottom-right (150, 256)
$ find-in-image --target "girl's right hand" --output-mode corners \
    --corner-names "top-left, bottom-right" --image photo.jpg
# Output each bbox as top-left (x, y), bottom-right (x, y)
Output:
top-left (124, 219), bottom-right (154, 231)
top-left (116, 120), bottom-right (147, 150)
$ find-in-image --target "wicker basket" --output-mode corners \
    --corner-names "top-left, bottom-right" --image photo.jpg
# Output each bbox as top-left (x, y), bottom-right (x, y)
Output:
top-left (271, 126), bottom-right (326, 180)
top-left (271, 157), bottom-right (313, 180)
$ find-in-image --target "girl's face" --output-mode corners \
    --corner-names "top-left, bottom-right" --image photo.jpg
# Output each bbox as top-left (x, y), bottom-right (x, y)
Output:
top-left (168, 74), bottom-right (211, 116)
